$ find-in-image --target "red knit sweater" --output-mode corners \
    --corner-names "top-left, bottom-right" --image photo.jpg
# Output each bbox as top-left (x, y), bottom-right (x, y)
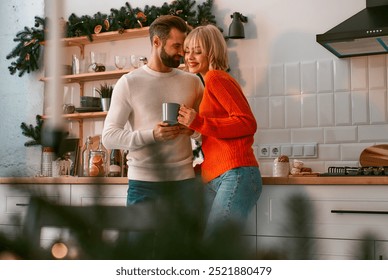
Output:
top-left (189, 70), bottom-right (259, 182)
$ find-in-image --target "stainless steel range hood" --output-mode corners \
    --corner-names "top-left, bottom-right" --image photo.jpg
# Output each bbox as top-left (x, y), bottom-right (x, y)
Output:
top-left (316, 0), bottom-right (388, 58)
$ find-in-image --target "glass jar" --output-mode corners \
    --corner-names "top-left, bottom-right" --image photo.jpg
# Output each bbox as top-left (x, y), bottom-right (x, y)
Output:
top-left (273, 162), bottom-right (290, 177)
top-left (88, 150), bottom-right (106, 177)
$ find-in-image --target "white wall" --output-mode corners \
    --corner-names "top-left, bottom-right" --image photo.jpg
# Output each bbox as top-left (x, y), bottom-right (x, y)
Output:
top-left (3, 0), bottom-right (388, 176)
top-left (0, 0), bottom-right (45, 176)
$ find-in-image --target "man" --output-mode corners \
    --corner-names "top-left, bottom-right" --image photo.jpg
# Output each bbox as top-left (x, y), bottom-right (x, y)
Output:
top-left (102, 15), bottom-right (203, 206)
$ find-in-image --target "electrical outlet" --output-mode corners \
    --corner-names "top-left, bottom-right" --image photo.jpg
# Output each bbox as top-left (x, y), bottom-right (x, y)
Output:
top-left (259, 145), bottom-right (270, 157)
top-left (270, 145), bottom-right (281, 157)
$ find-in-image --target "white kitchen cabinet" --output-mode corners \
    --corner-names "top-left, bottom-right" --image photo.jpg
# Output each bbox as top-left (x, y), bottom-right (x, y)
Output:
top-left (257, 236), bottom-right (369, 260)
top-left (70, 184), bottom-right (127, 206)
top-left (375, 241), bottom-right (388, 260)
top-left (40, 184), bottom-right (128, 249)
top-left (0, 184), bottom-right (70, 238)
top-left (1, 183), bottom-right (128, 248)
top-left (257, 184), bottom-right (388, 259)
top-left (3, 180), bottom-right (388, 259)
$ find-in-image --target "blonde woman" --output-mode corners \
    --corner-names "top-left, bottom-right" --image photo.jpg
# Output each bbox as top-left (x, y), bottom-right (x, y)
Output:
top-left (178, 24), bottom-right (262, 238)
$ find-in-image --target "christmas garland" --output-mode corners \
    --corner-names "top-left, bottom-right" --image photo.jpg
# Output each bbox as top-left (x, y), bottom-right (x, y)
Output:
top-left (6, 0), bottom-right (216, 77)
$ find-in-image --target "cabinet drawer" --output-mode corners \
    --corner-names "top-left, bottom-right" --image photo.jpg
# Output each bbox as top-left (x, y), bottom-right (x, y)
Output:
top-left (78, 196), bottom-right (127, 206)
top-left (375, 241), bottom-right (388, 260)
top-left (6, 196), bottom-right (31, 213)
top-left (313, 200), bottom-right (388, 239)
top-left (70, 184), bottom-right (128, 206)
top-left (0, 184), bottom-right (71, 226)
top-left (257, 185), bottom-right (388, 240)
top-left (257, 236), bottom-right (368, 260)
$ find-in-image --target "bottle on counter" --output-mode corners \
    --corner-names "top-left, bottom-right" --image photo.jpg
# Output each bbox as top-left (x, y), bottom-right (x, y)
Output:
top-left (81, 136), bottom-right (93, 177)
top-left (122, 150), bottom-right (128, 177)
top-left (108, 149), bottom-right (122, 177)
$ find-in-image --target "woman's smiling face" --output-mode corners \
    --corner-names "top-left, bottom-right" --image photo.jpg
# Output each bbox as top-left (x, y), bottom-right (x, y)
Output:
top-left (184, 43), bottom-right (209, 77)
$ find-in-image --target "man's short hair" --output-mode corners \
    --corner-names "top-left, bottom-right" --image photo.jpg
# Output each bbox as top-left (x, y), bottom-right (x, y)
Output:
top-left (149, 15), bottom-right (189, 43)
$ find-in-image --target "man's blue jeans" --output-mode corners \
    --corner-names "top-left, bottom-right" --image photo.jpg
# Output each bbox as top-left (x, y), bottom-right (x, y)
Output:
top-left (204, 166), bottom-right (263, 238)
top-left (127, 178), bottom-right (200, 206)
top-left (126, 178), bottom-right (205, 256)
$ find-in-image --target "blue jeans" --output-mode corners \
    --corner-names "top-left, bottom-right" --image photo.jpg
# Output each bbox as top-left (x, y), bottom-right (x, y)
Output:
top-left (127, 178), bottom-right (200, 206)
top-left (127, 178), bottom-right (206, 247)
top-left (204, 167), bottom-right (262, 238)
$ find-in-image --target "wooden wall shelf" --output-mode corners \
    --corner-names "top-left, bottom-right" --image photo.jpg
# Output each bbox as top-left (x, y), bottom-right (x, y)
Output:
top-left (40, 69), bottom-right (130, 84)
top-left (42, 111), bottom-right (107, 121)
top-left (42, 27), bottom-right (150, 57)
top-left (62, 27), bottom-right (150, 47)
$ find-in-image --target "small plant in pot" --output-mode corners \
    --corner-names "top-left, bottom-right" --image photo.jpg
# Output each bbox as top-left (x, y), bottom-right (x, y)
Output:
top-left (96, 82), bottom-right (113, 111)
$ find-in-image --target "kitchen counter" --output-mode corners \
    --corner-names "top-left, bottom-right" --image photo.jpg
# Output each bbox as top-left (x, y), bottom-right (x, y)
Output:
top-left (1, 176), bottom-right (388, 185)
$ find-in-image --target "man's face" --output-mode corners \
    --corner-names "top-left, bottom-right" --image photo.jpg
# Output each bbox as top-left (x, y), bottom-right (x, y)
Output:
top-left (159, 28), bottom-right (185, 68)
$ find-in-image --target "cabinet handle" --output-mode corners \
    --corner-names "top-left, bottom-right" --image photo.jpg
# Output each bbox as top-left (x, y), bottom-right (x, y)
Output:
top-left (331, 210), bottom-right (388, 214)
top-left (15, 203), bottom-right (29, 207)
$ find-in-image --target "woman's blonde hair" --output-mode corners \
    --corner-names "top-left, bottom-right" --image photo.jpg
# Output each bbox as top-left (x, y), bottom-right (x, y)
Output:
top-left (184, 24), bottom-right (229, 71)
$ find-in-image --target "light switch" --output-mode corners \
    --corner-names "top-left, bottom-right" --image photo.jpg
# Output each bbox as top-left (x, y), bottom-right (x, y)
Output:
top-left (304, 144), bottom-right (316, 157)
top-left (293, 145), bottom-right (303, 157)
top-left (281, 145), bottom-right (292, 156)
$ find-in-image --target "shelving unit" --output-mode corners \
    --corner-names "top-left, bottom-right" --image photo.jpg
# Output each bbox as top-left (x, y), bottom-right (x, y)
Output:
top-left (40, 27), bottom-right (150, 144)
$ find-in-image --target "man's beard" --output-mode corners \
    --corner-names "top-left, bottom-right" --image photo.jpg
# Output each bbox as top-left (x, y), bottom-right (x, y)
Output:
top-left (160, 46), bottom-right (182, 68)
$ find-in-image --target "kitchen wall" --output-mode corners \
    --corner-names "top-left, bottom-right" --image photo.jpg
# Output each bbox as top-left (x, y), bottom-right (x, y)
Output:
top-left (3, 0), bottom-right (387, 176)
top-left (0, 0), bottom-right (45, 176)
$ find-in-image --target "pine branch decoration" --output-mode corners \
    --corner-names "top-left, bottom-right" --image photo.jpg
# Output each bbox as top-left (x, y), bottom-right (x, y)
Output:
top-left (7, 0), bottom-right (218, 77)
top-left (196, 0), bottom-right (217, 26)
top-left (110, 2), bottom-right (140, 32)
top-left (20, 115), bottom-right (44, 147)
top-left (169, 0), bottom-right (197, 27)
top-left (6, 16), bottom-right (45, 77)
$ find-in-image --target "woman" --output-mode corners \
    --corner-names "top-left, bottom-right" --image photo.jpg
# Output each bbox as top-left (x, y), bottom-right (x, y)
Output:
top-left (178, 24), bottom-right (262, 238)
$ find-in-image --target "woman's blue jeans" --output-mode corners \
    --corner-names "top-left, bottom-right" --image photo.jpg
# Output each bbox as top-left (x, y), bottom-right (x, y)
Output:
top-left (204, 166), bottom-right (262, 238)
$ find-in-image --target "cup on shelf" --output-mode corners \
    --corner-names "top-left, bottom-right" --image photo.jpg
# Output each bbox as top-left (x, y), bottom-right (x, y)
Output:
top-left (114, 55), bottom-right (127, 70)
top-left (88, 51), bottom-right (106, 72)
top-left (130, 55), bottom-right (147, 69)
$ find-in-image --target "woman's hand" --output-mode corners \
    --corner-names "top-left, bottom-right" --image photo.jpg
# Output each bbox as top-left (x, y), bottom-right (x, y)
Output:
top-left (178, 104), bottom-right (197, 127)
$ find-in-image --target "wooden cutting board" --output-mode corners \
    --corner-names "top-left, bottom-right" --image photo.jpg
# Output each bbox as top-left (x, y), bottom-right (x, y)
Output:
top-left (359, 144), bottom-right (388, 167)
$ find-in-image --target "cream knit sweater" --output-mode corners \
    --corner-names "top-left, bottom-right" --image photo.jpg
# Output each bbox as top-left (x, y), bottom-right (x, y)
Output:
top-left (102, 65), bottom-right (203, 182)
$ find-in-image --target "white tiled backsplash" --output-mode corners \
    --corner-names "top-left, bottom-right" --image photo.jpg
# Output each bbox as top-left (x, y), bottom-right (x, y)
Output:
top-left (244, 55), bottom-right (388, 175)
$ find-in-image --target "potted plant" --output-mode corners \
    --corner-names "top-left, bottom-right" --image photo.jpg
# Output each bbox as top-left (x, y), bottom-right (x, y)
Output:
top-left (96, 82), bottom-right (113, 111)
